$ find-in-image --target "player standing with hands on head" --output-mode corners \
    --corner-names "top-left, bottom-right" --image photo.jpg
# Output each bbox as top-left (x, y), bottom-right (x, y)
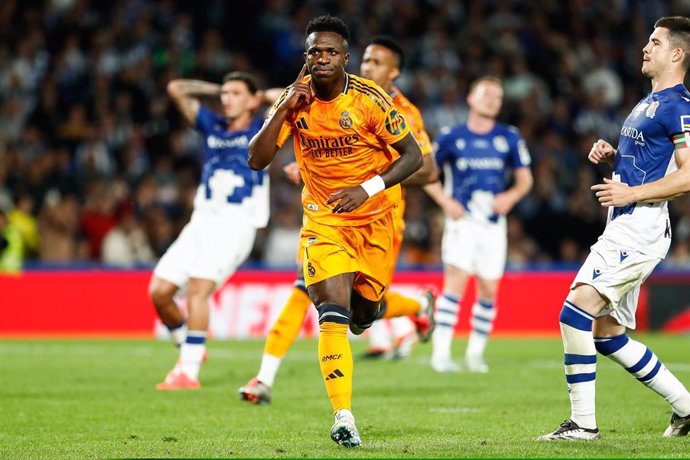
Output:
top-left (248, 16), bottom-right (423, 447)
top-left (424, 76), bottom-right (533, 373)
top-left (538, 16), bottom-right (690, 441)
top-left (150, 72), bottom-right (269, 390)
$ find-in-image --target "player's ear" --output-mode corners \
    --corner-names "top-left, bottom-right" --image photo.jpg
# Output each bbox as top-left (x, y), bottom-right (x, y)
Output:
top-left (390, 67), bottom-right (400, 82)
top-left (673, 47), bottom-right (684, 64)
top-left (343, 52), bottom-right (349, 69)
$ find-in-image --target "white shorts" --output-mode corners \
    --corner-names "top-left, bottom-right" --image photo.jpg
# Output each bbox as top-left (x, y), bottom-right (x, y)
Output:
top-left (441, 215), bottom-right (507, 280)
top-left (154, 212), bottom-right (256, 289)
top-left (571, 239), bottom-right (662, 329)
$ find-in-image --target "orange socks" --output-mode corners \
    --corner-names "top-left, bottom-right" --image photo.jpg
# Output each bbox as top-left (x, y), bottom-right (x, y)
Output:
top-left (317, 305), bottom-right (353, 413)
top-left (381, 291), bottom-right (420, 319)
top-left (264, 286), bottom-right (311, 358)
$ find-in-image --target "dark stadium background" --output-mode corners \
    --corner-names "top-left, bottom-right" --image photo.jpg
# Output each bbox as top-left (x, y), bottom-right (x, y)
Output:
top-left (1, 0), bottom-right (690, 334)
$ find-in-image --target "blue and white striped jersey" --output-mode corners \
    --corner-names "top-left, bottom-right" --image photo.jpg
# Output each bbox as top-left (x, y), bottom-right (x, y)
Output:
top-left (434, 122), bottom-right (531, 222)
top-left (193, 106), bottom-right (269, 227)
top-left (601, 83), bottom-right (690, 257)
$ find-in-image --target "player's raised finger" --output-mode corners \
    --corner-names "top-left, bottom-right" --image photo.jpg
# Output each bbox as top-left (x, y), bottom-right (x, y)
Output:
top-left (295, 64), bottom-right (307, 84)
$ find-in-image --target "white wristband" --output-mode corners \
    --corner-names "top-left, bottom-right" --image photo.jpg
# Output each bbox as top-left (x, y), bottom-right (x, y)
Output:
top-left (360, 175), bottom-right (386, 197)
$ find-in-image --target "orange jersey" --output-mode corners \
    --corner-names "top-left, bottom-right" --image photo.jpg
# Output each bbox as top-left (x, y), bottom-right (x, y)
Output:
top-left (390, 87), bottom-right (433, 235)
top-left (391, 87), bottom-right (432, 157)
top-left (270, 74), bottom-right (410, 226)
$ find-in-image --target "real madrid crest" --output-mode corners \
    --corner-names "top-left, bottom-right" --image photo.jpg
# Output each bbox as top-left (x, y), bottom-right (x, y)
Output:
top-left (340, 111), bottom-right (353, 129)
top-left (646, 101), bottom-right (659, 118)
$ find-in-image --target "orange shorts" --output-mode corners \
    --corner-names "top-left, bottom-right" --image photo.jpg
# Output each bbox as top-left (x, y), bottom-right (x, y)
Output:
top-left (301, 212), bottom-right (395, 301)
top-left (386, 202), bottom-right (404, 287)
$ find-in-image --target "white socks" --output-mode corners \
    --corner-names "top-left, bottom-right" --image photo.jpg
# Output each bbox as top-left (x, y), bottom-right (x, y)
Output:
top-left (180, 330), bottom-right (206, 380)
top-left (559, 300), bottom-right (597, 429)
top-left (465, 300), bottom-right (496, 359)
top-left (431, 293), bottom-right (460, 363)
top-left (256, 353), bottom-right (282, 388)
top-left (595, 334), bottom-right (690, 417)
top-left (168, 322), bottom-right (187, 348)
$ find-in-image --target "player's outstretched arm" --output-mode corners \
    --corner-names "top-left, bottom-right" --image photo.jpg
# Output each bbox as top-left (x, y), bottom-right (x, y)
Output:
top-left (167, 79), bottom-right (221, 126)
top-left (248, 65), bottom-right (312, 170)
top-left (401, 152), bottom-right (439, 186)
top-left (326, 132), bottom-right (423, 213)
top-left (592, 147), bottom-right (690, 206)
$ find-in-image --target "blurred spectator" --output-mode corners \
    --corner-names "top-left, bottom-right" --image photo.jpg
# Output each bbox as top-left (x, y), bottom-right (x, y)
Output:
top-left (0, 207), bottom-right (23, 273)
top-left (7, 190), bottom-right (39, 258)
top-left (101, 202), bottom-right (155, 266)
top-left (38, 192), bottom-right (85, 263)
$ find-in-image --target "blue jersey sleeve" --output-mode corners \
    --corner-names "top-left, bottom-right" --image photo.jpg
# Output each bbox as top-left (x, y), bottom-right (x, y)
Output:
top-left (507, 127), bottom-right (531, 169)
top-left (195, 105), bottom-right (223, 136)
top-left (660, 96), bottom-right (690, 139)
top-left (434, 129), bottom-right (453, 167)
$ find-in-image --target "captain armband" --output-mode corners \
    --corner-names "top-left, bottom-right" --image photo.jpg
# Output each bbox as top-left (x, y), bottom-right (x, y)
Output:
top-left (360, 175), bottom-right (386, 197)
top-left (672, 132), bottom-right (690, 150)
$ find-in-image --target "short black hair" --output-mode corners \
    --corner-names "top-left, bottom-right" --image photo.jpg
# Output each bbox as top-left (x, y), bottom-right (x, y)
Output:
top-left (222, 71), bottom-right (260, 94)
top-left (370, 36), bottom-right (405, 69)
top-left (655, 16), bottom-right (690, 70)
top-left (305, 15), bottom-right (350, 43)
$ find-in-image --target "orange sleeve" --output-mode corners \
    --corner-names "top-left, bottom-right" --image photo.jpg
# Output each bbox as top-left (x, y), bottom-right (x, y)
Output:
top-left (407, 105), bottom-right (432, 156)
top-left (365, 96), bottom-right (411, 147)
top-left (264, 87), bottom-right (293, 148)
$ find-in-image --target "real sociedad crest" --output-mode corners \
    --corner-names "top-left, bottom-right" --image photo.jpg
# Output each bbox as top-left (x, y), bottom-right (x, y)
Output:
top-left (492, 135), bottom-right (509, 153)
top-left (646, 101), bottom-right (659, 118)
top-left (340, 111), bottom-right (353, 129)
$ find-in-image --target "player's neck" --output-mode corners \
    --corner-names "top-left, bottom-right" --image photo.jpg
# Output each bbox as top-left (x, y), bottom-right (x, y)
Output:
top-left (650, 72), bottom-right (685, 93)
top-left (313, 74), bottom-right (346, 101)
top-left (226, 112), bottom-right (252, 131)
top-left (467, 112), bottom-right (495, 134)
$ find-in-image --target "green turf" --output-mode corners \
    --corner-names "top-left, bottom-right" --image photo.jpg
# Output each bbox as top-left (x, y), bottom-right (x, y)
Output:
top-left (1, 336), bottom-right (689, 458)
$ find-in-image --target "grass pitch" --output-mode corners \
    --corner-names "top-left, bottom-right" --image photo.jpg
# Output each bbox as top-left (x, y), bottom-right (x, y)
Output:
top-left (1, 336), bottom-right (689, 458)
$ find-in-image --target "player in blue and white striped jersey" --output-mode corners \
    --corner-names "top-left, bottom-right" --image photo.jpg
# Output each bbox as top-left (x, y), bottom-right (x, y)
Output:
top-left (424, 76), bottom-right (533, 373)
top-left (150, 72), bottom-right (269, 391)
top-left (539, 16), bottom-right (690, 441)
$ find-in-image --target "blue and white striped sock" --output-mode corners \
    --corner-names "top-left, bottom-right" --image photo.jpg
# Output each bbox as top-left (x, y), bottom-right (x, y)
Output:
top-left (432, 293), bottom-right (460, 363)
top-left (595, 334), bottom-right (690, 417)
top-left (180, 330), bottom-right (207, 380)
top-left (465, 299), bottom-right (496, 359)
top-left (560, 300), bottom-right (597, 429)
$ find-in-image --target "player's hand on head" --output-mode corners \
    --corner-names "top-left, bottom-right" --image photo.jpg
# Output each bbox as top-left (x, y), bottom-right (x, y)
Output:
top-left (283, 64), bottom-right (313, 112)
top-left (326, 187), bottom-right (370, 213)
top-left (283, 162), bottom-right (302, 185)
top-left (588, 139), bottom-right (615, 165)
top-left (591, 177), bottom-right (634, 207)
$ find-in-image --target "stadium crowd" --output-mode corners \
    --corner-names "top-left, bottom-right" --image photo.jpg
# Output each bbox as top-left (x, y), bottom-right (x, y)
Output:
top-left (2, 0), bottom-right (690, 272)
